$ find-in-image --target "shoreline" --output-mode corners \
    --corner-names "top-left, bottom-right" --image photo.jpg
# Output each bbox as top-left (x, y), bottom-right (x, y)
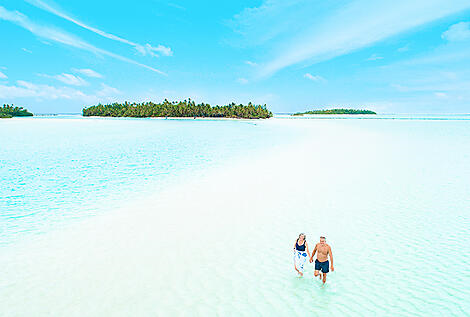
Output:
top-left (13, 114), bottom-right (470, 123)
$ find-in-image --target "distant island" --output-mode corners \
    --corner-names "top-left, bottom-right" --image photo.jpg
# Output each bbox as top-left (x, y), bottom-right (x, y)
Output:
top-left (82, 100), bottom-right (273, 119)
top-left (293, 108), bottom-right (376, 116)
top-left (0, 104), bottom-right (34, 118)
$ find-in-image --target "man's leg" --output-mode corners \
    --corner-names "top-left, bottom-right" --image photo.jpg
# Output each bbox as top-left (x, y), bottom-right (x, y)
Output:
top-left (321, 260), bottom-right (329, 284)
top-left (314, 259), bottom-right (321, 279)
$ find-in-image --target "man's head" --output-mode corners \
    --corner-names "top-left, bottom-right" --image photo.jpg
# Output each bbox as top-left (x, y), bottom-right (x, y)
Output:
top-left (320, 236), bottom-right (326, 244)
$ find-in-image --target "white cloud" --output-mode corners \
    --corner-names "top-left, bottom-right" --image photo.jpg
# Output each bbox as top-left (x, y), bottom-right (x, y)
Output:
top-left (442, 22), bottom-right (470, 42)
top-left (401, 47), bottom-right (470, 66)
top-left (39, 73), bottom-right (88, 86)
top-left (0, 6), bottom-right (166, 75)
top-left (55, 74), bottom-right (87, 86)
top-left (22, 48), bottom-right (33, 53)
top-left (304, 73), bottom-right (324, 81)
top-left (232, 0), bottom-right (470, 77)
top-left (0, 80), bottom-right (86, 99)
top-left (391, 81), bottom-right (470, 93)
top-left (138, 44), bottom-right (173, 58)
top-left (397, 45), bottom-right (409, 52)
top-left (0, 71), bottom-right (7, 79)
top-left (0, 80), bottom-right (120, 103)
top-left (26, 0), bottom-right (172, 57)
top-left (167, 3), bottom-right (186, 11)
top-left (245, 61), bottom-right (258, 67)
top-left (434, 92), bottom-right (448, 98)
top-left (367, 54), bottom-right (384, 61)
top-left (72, 68), bottom-right (103, 78)
top-left (237, 78), bottom-right (249, 84)
top-left (96, 83), bottom-right (121, 97)
top-left (231, 0), bottom-right (309, 46)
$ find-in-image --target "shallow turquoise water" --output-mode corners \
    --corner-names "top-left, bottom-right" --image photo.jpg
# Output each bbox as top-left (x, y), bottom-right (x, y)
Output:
top-left (0, 116), bottom-right (294, 246)
top-left (1, 115), bottom-right (469, 316)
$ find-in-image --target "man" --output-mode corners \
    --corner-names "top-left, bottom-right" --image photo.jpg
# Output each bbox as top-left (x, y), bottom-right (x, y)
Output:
top-left (309, 236), bottom-right (334, 284)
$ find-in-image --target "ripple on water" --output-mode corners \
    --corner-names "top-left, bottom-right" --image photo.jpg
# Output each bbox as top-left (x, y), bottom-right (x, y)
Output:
top-left (1, 118), bottom-right (470, 315)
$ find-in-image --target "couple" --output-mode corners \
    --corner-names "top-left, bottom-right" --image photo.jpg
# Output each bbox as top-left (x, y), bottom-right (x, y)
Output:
top-left (293, 233), bottom-right (334, 284)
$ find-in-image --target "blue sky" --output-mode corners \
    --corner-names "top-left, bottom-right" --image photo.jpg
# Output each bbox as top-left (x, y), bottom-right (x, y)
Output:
top-left (1, 0), bottom-right (470, 113)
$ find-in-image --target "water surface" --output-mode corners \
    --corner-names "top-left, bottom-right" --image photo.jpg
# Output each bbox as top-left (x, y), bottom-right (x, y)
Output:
top-left (1, 115), bottom-right (469, 316)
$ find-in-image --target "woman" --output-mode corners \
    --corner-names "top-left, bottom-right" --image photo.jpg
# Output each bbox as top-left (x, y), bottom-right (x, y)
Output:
top-left (293, 233), bottom-right (310, 276)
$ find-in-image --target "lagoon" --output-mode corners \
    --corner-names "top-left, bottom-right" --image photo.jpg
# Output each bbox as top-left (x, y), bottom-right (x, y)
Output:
top-left (1, 115), bottom-right (469, 315)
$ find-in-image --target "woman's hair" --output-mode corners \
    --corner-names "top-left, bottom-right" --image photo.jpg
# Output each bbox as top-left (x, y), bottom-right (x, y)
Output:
top-left (297, 233), bottom-right (306, 243)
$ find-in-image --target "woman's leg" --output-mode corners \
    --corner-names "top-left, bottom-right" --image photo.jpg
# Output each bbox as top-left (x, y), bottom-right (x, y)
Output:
top-left (297, 253), bottom-right (307, 276)
top-left (294, 252), bottom-right (302, 275)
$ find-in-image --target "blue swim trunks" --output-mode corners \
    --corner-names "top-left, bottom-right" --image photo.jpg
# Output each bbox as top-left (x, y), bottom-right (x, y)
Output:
top-left (315, 259), bottom-right (329, 273)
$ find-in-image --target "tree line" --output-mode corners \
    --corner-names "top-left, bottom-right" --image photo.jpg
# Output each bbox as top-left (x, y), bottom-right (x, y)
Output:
top-left (0, 104), bottom-right (34, 118)
top-left (293, 108), bottom-right (376, 115)
top-left (82, 99), bottom-right (273, 119)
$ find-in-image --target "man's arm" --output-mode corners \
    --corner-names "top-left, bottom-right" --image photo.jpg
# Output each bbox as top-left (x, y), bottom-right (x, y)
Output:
top-left (309, 244), bottom-right (317, 262)
top-left (329, 246), bottom-right (334, 271)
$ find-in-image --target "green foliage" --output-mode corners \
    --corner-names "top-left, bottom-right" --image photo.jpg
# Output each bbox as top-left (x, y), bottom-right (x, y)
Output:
top-left (293, 108), bottom-right (376, 115)
top-left (82, 99), bottom-right (273, 119)
top-left (0, 104), bottom-right (34, 117)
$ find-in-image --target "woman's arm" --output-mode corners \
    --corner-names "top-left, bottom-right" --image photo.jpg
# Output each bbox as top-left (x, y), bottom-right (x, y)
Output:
top-left (306, 242), bottom-right (311, 257)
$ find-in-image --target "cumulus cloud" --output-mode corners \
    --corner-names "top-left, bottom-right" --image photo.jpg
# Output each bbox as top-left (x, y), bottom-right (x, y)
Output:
top-left (442, 22), bottom-right (470, 42)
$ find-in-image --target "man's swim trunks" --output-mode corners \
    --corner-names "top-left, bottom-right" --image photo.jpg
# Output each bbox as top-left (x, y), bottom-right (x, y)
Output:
top-left (315, 259), bottom-right (329, 273)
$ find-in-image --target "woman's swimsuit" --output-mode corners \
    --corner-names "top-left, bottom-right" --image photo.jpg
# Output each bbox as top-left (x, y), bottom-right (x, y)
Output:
top-left (294, 240), bottom-right (307, 272)
top-left (295, 241), bottom-right (306, 251)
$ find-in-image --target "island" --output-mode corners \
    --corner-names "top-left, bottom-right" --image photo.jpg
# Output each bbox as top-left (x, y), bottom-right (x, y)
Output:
top-left (292, 108), bottom-right (376, 116)
top-left (82, 100), bottom-right (273, 119)
top-left (0, 104), bottom-right (34, 118)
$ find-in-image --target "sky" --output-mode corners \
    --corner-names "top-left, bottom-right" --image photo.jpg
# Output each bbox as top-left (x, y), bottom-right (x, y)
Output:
top-left (1, 0), bottom-right (470, 114)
